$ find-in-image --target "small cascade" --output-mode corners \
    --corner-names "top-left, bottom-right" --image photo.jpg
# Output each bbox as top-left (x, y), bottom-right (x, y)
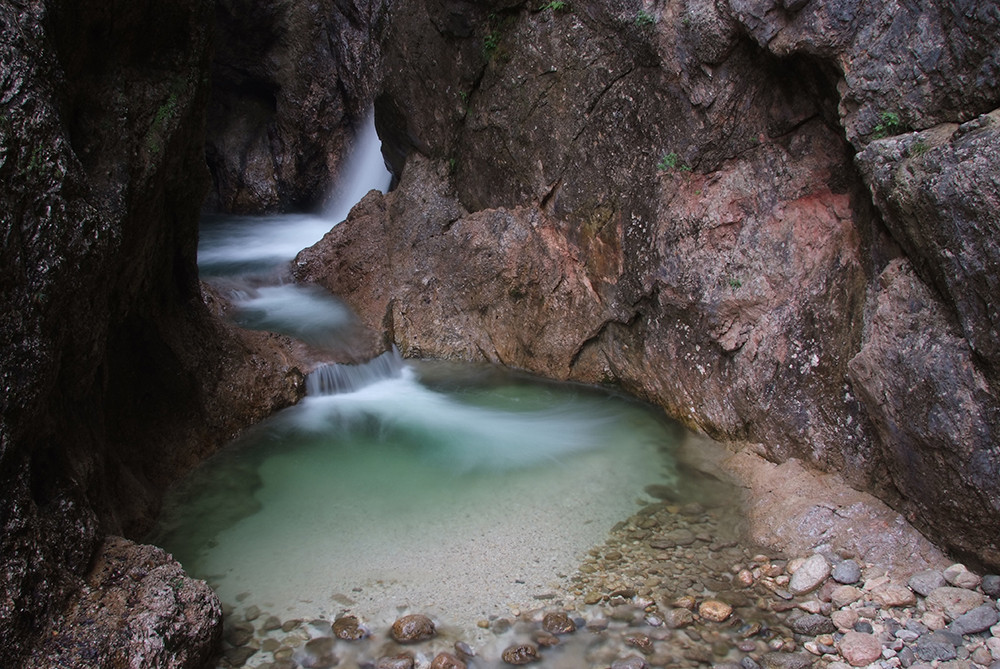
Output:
top-left (305, 348), bottom-right (406, 395)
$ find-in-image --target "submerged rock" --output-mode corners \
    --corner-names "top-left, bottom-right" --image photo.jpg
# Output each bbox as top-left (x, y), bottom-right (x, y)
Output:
top-left (332, 615), bottom-right (369, 641)
top-left (541, 611), bottom-right (577, 635)
top-left (501, 644), bottom-right (541, 665)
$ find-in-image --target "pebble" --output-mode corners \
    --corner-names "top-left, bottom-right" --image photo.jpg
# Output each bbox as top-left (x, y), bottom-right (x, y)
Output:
top-left (839, 631), bottom-right (884, 666)
top-left (831, 585), bottom-right (864, 608)
top-left (501, 644), bottom-right (540, 665)
top-left (390, 614), bottom-right (436, 643)
top-left (698, 599), bottom-right (733, 622)
top-left (792, 613), bottom-right (836, 635)
top-left (376, 654), bottom-right (414, 669)
top-left (663, 608), bottom-right (694, 628)
top-left (872, 583), bottom-right (918, 608)
top-left (947, 605), bottom-right (1000, 635)
top-left (944, 564), bottom-right (982, 590)
top-left (909, 570), bottom-right (948, 597)
top-left (925, 587), bottom-right (986, 620)
top-left (833, 560), bottom-right (862, 585)
top-left (430, 652), bottom-right (466, 669)
top-left (832, 609), bottom-right (860, 631)
top-left (541, 611), bottom-right (576, 634)
top-left (332, 614), bottom-right (368, 640)
top-left (610, 656), bottom-right (648, 669)
top-left (981, 574), bottom-right (1000, 597)
top-left (789, 554), bottom-right (830, 595)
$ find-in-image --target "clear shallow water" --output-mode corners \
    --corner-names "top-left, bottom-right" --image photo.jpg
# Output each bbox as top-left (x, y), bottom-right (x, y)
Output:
top-left (150, 353), bottom-right (685, 631)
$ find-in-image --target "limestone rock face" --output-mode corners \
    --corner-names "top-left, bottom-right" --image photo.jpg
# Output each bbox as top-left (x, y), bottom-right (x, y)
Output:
top-left (1, 1), bottom-right (303, 665)
top-left (300, 0), bottom-right (1000, 569)
top-left (207, 0), bottom-right (392, 212)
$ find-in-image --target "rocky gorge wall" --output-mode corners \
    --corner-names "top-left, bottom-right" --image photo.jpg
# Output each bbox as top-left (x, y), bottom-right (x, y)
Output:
top-left (0, 1), bottom-right (303, 666)
top-left (295, 0), bottom-right (1000, 572)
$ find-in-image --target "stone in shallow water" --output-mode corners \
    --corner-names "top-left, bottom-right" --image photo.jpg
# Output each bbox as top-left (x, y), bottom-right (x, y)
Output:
top-left (699, 600), bottom-right (733, 622)
top-left (225, 620), bottom-right (255, 647)
top-left (611, 655), bottom-right (648, 669)
top-left (391, 614), bottom-right (436, 643)
top-left (300, 637), bottom-right (337, 669)
top-left (789, 555), bottom-right (830, 595)
top-left (376, 654), bottom-right (415, 669)
top-left (501, 644), bottom-right (540, 665)
top-left (663, 608), bottom-right (694, 628)
top-left (760, 652), bottom-right (814, 669)
top-left (430, 651), bottom-right (466, 669)
top-left (332, 614), bottom-right (369, 640)
top-left (224, 646), bottom-right (258, 667)
top-left (542, 611), bottom-right (576, 635)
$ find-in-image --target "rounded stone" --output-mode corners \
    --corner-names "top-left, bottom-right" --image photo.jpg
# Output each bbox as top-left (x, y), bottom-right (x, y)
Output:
top-left (698, 599), bottom-right (733, 622)
top-left (542, 611), bottom-right (576, 635)
top-left (925, 586), bottom-right (986, 620)
top-left (663, 608), bottom-right (694, 628)
top-left (430, 652), bottom-right (466, 669)
top-left (376, 654), bottom-right (415, 669)
top-left (791, 613), bottom-right (836, 636)
top-left (871, 583), bottom-right (917, 608)
top-left (611, 656), bottom-right (649, 669)
top-left (501, 644), bottom-right (540, 665)
top-left (332, 614), bottom-right (369, 641)
top-left (943, 563), bottom-right (982, 590)
top-left (789, 554), bottom-right (831, 595)
top-left (390, 614), bottom-right (436, 643)
top-left (981, 573), bottom-right (1000, 597)
top-left (908, 569), bottom-right (947, 596)
top-left (838, 631), bottom-right (883, 667)
top-left (832, 560), bottom-right (862, 585)
top-left (831, 585), bottom-right (863, 609)
top-left (947, 605), bottom-right (1000, 635)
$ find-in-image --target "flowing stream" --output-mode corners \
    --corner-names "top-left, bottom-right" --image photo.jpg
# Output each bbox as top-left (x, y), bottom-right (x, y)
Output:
top-left (153, 113), bottom-right (749, 668)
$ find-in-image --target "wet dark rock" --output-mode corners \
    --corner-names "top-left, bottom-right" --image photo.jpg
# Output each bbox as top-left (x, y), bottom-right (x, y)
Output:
top-left (541, 611), bottom-right (576, 635)
top-left (226, 621), bottom-right (256, 647)
top-left (760, 652), bottom-right (814, 669)
top-left (624, 633), bottom-right (654, 654)
top-left (430, 651), bottom-right (466, 669)
top-left (390, 614), bottom-right (436, 643)
top-left (332, 615), bottom-right (369, 640)
top-left (501, 644), bottom-right (540, 665)
top-left (224, 646), bottom-right (259, 667)
top-left (454, 641), bottom-right (475, 659)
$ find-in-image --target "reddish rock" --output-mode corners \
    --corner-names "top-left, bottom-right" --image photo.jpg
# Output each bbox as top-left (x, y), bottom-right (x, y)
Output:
top-left (430, 652), bottom-right (466, 669)
top-left (332, 615), bottom-right (369, 640)
top-left (390, 614), bottom-right (436, 643)
top-left (838, 631), bottom-right (883, 667)
top-left (541, 611), bottom-right (577, 635)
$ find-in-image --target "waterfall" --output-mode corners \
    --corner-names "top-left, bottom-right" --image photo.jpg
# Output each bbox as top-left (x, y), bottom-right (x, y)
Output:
top-left (323, 110), bottom-right (392, 224)
top-left (305, 348), bottom-right (406, 396)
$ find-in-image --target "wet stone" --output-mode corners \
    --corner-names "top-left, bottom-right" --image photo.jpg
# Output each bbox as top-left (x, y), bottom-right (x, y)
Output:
top-left (611, 655), bottom-right (648, 669)
top-left (224, 646), bottom-right (259, 667)
top-left (262, 615), bottom-right (283, 632)
top-left (226, 621), bottom-right (255, 647)
top-left (430, 651), bottom-right (466, 669)
top-left (376, 654), bottom-right (415, 669)
top-left (391, 614), bottom-right (436, 643)
top-left (760, 652), bottom-right (814, 669)
top-left (281, 619), bottom-right (301, 633)
top-left (245, 605), bottom-right (261, 621)
top-left (332, 614), bottom-right (368, 640)
top-left (501, 643), bottom-right (540, 665)
top-left (533, 631), bottom-right (560, 648)
top-left (624, 633), bottom-right (654, 654)
top-left (663, 608), bottom-right (694, 628)
top-left (301, 637), bottom-right (338, 669)
top-left (699, 600), bottom-right (733, 622)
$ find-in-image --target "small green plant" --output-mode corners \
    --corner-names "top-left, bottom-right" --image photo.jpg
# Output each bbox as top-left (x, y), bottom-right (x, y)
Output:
top-left (458, 91), bottom-right (469, 103)
top-left (728, 277), bottom-right (743, 289)
top-left (448, 157), bottom-right (458, 174)
top-left (539, 0), bottom-right (569, 11)
top-left (635, 9), bottom-right (656, 26)
top-left (681, 14), bottom-right (691, 26)
top-left (483, 30), bottom-right (501, 55)
top-left (909, 140), bottom-right (930, 157)
top-left (872, 111), bottom-right (905, 139)
top-left (658, 151), bottom-right (691, 172)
